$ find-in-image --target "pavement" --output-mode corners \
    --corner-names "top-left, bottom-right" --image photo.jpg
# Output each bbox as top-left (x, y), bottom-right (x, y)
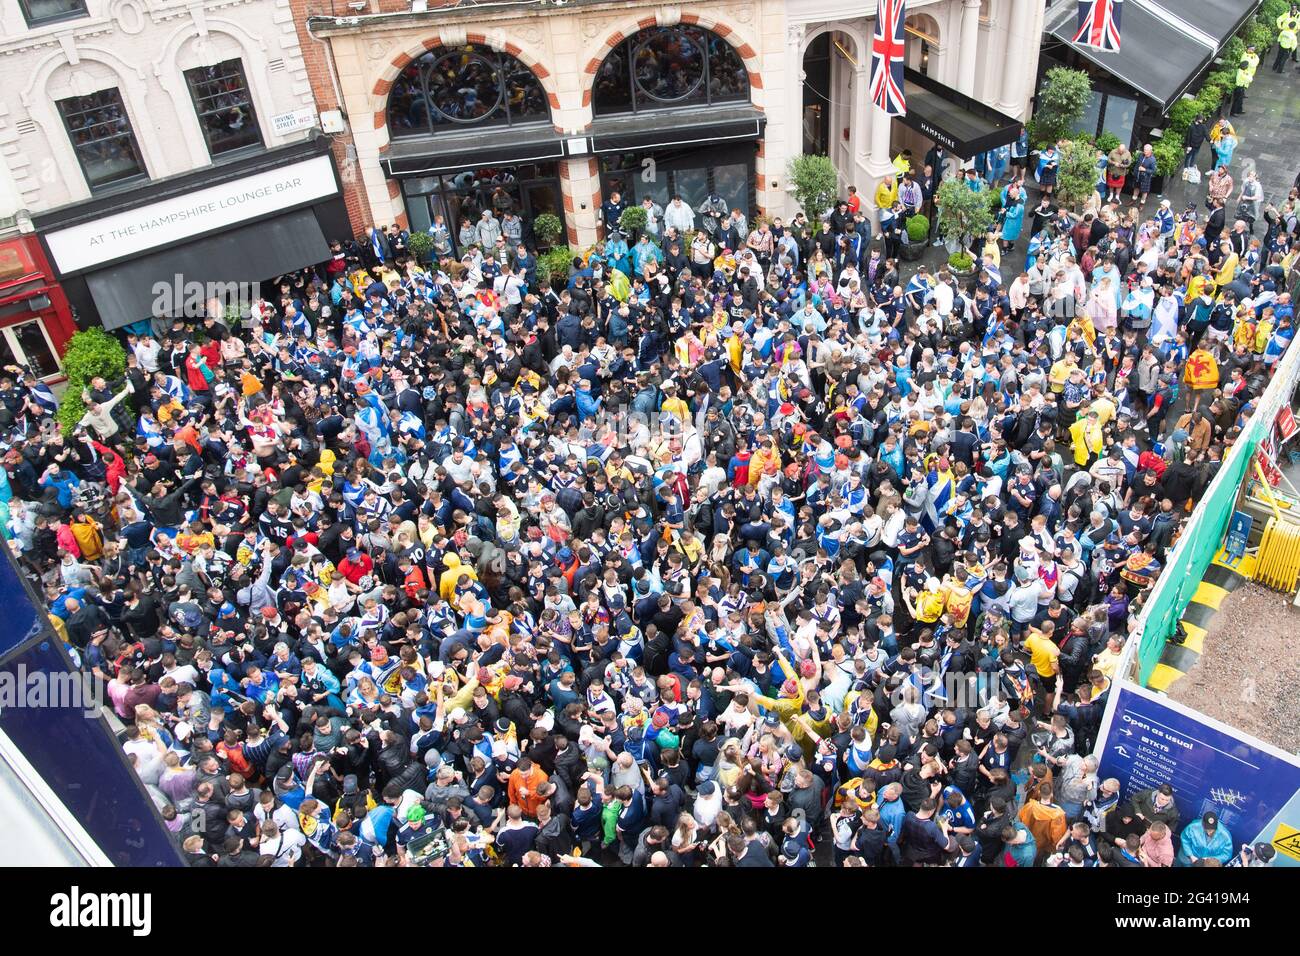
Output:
top-left (898, 53), bottom-right (1300, 289)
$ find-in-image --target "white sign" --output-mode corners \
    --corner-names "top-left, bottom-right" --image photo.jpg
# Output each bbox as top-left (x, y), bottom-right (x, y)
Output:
top-left (45, 154), bottom-right (338, 274)
top-left (271, 107), bottom-right (319, 136)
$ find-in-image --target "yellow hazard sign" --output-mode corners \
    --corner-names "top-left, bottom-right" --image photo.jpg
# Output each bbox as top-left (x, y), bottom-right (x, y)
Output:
top-left (1271, 823), bottom-right (1300, 862)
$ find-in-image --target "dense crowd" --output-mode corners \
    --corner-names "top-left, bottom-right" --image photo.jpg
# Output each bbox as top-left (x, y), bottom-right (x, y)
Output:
top-left (4, 120), bottom-right (1297, 868)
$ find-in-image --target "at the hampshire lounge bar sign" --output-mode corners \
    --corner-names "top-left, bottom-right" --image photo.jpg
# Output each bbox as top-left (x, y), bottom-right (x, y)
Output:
top-left (45, 154), bottom-right (338, 274)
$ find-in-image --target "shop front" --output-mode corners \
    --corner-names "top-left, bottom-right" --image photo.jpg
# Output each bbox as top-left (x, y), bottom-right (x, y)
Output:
top-left (0, 235), bottom-right (76, 382)
top-left (33, 135), bottom-right (351, 332)
top-left (376, 28), bottom-right (765, 249)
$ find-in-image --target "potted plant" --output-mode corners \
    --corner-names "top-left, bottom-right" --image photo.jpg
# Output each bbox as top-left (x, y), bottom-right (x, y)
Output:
top-left (618, 205), bottom-right (648, 242)
top-left (787, 154), bottom-right (839, 221)
top-left (539, 247), bottom-right (574, 285)
top-left (935, 178), bottom-right (996, 256)
top-left (1028, 66), bottom-right (1092, 147)
top-left (1053, 139), bottom-right (1103, 210)
top-left (900, 214), bottom-right (929, 261)
top-left (947, 250), bottom-right (976, 277)
top-left (533, 212), bottom-right (563, 249)
top-left (406, 230), bottom-right (433, 264)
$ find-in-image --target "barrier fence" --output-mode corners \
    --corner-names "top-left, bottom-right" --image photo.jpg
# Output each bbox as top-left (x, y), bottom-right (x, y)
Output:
top-left (1129, 324), bottom-right (1300, 686)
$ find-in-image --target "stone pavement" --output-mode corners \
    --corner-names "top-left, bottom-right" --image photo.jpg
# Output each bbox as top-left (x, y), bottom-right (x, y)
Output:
top-left (894, 52), bottom-right (1300, 287)
top-left (1134, 50), bottom-right (1300, 217)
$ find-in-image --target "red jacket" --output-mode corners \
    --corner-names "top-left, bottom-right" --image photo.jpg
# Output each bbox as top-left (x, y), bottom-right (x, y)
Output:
top-left (184, 354), bottom-right (211, 392)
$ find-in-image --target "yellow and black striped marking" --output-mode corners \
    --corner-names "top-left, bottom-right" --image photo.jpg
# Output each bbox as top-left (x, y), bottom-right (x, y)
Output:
top-left (1147, 553), bottom-right (1252, 692)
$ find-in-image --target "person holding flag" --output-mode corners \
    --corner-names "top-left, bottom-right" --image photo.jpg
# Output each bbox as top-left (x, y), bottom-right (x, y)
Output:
top-left (1182, 346), bottom-right (1220, 411)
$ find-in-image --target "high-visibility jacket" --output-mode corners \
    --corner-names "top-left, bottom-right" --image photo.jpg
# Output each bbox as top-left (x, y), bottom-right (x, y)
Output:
top-left (1277, 11), bottom-right (1299, 32)
top-left (1244, 50), bottom-right (1260, 77)
top-left (1236, 66), bottom-right (1253, 88)
top-left (1281, 27), bottom-right (1298, 51)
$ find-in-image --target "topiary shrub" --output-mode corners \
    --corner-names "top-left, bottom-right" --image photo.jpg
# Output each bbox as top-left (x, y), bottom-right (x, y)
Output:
top-left (538, 247), bottom-right (574, 285)
top-left (905, 214), bottom-right (930, 243)
top-left (1054, 140), bottom-right (1103, 209)
top-left (406, 230), bottom-right (433, 263)
top-left (788, 154), bottom-right (839, 220)
top-left (935, 178), bottom-right (996, 249)
top-left (617, 205), bottom-right (648, 238)
top-left (57, 327), bottom-right (128, 436)
top-left (947, 250), bottom-right (975, 272)
top-left (533, 212), bottom-right (563, 248)
top-left (1030, 66), bottom-right (1093, 146)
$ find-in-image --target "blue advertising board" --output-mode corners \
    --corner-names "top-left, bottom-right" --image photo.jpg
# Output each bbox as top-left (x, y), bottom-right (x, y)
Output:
top-left (0, 551), bottom-right (181, 865)
top-left (1097, 682), bottom-right (1300, 850)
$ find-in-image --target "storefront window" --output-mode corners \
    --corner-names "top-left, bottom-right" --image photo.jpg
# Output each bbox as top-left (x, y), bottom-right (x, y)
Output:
top-left (184, 60), bottom-right (263, 158)
top-left (18, 0), bottom-right (87, 27)
top-left (57, 89), bottom-right (147, 192)
top-left (400, 163), bottom-right (563, 258)
top-left (387, 45), bottom-right (549, 138)
top-left (599, 148), bottom-right (755, 222)
top-left (594, 26), bottom-right (749, 116)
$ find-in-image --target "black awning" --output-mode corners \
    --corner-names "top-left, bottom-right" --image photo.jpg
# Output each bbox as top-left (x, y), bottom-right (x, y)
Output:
top-left (1159, 0), bottom-right (1260, 46)
top-left (587, 105), bottom-right (765, 155)
top-left (895, 69), bottom-right (1022, 158)
top-left (382, 126), bottom-right (567, 177)
top-left (1045, 0), bottom-right (1226, 109)
top-left (85, 209), bottom-right (329, 330)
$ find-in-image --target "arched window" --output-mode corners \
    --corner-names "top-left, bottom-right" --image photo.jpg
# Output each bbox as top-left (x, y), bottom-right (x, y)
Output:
top-left (387, 44), bottom-right (549, 138)
top-left (593, 26), bottom-right (749, 116)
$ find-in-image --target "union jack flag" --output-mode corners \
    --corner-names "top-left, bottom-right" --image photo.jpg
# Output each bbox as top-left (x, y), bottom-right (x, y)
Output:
top-left (869, 0), bottom-right (907, 117)
top-left (1074, 0), bottom-right (1122, 52)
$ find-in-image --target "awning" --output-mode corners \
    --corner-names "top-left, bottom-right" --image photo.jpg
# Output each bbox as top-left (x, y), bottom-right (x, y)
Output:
top-left (586, 105), bottom-right (765, 155)
top-left (1158, 0), bottom-right (1260, 46)
top-left (895, 69), bottom-right (1022, 158)
top-left (1045, 0), bottom-right (1258, 110)
top-left (382, 125), bottom-right (567, 177)
top-left (84, 208), bottom-right (329, 330)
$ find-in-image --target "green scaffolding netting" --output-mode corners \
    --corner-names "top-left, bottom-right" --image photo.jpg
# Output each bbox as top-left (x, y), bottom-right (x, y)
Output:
top-left (1135, 417), bottom-right (1263, 685)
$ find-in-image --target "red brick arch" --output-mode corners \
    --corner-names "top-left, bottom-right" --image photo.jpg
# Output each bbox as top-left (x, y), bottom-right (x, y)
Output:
top-left (580, 13), bottom-right (763, 111)
top-left (370, 33), bottom-right (560, 132)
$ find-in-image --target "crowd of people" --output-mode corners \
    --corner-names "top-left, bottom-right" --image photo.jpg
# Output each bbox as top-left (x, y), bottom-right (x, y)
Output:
top-left (4, 92), bottom-right (1298, 868)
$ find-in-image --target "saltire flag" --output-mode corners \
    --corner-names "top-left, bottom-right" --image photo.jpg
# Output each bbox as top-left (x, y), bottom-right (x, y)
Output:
top-left (869, 0), bottom-right (907, 117)
top-left (369, 226), bottom-right (387, 263)
top-left (1074, 0), bottom-right (1122, 52)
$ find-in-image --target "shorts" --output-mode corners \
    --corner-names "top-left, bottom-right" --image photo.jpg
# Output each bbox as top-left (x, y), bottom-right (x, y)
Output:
top-left (1204, 326), bottom-right (1230, 344)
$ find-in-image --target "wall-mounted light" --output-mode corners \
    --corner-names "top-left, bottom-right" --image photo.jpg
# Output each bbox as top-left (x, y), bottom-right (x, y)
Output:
top-left (27, 295), bottom-right (50, 312)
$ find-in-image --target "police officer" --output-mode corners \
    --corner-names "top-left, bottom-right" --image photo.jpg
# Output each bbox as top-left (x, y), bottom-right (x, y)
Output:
top-left (1275, 15), bottom-right (1298, 72)
top-left (1230, 58), bottom-right (1252, 117)
top-left (1280, 3), bottom-right (1300, 64)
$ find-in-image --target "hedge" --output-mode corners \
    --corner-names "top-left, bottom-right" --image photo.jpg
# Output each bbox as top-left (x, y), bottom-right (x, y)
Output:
top-left (56, 328), bottom-right (128, 436)
top-left (1149, 8), bottom-right (1284, 176)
